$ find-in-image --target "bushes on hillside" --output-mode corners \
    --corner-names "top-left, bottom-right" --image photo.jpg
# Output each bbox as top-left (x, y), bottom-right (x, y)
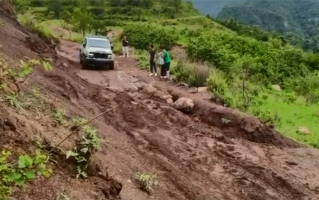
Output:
top-left (18, 11), bottom-right (60, 44)
top-left (172, 60), bottom-right (210, 87)
top-left (186, 31), bottom-right (318, 87)
top-left (123, 24), bottom-right (178, 49)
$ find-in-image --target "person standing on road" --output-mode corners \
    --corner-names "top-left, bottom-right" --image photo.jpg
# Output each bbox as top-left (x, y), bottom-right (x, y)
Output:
top-left (162, 46), bottom-right (171, 79)
top-left (122, 36), bottom-right (129, 57)
top-left (158, 49), bottom-right (165, 80)
top-left (149, 45), bottom-right (157, 76)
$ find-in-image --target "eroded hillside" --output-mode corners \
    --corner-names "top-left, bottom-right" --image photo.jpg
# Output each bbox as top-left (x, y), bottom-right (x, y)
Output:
top-left (1, 1), bottom-right (319, 200)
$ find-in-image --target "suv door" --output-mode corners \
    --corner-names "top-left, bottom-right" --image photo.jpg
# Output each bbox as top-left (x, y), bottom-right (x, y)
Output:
top-left (79, 38), bottom-right (87, 61)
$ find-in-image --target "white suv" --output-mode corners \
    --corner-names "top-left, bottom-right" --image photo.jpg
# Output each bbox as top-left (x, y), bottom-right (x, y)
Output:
top-left (79, 35), bottom-right (114, 70)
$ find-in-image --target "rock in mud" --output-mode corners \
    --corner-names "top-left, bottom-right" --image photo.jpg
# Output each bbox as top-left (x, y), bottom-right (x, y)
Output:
top-left (166, 98), bottom-right (173, 105)
top-left (162, 95), bottom-right (174, 105)
top-left (297, 127), bottom-right (310, 135)
top-left (271, 84), bottom-right (281, 91)
top-left (173, 97), bottom-right (194, 114)
top-left (145, 85), bottom-right (157, 94)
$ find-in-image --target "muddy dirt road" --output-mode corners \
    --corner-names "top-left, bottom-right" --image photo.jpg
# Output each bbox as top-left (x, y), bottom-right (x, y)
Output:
top-left (1, 9), bottom-right (319, 198)
top-left (55, 40), bottom-right (319, 200)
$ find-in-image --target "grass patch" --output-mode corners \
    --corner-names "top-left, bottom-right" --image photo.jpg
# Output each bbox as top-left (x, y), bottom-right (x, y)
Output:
top-left (248, 92), bottom-right (319, 148)
top-left (134, 172), bottom-right (157, 194)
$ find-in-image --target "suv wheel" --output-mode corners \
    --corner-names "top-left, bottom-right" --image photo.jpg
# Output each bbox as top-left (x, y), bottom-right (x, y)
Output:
top-left (79, 53), bottom-right (82, 64)
top-left (81, 62), bottom-right (88, 70)
top-left (109, 62), bottom-right (114, 70)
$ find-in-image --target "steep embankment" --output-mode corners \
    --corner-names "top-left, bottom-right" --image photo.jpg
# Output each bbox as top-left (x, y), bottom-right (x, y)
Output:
top-left (1, 1), bottom-right (319, 200)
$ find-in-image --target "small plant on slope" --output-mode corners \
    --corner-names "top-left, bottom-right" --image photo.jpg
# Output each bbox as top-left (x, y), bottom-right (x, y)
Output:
top-left (66, 125), bottom-right (101, 178)
top-left (54, 108), bottom-right (66, 125)
top-left (134, 172), bottom-right (157, 194)
top-left (3, 95), bottom-right (24, 111)
top-left (0, 150), bottom-right (52, 200)
top-left (0, 56), bottom-right (52, 92)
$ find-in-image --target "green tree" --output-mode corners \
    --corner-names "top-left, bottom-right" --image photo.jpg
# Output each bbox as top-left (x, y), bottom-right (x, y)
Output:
top-left (172, 0), bottom-right (182, 13)
top-left (13, 0), bottom-right (31, 13)
top-left (132, 6), bottom-right (143, 21)
top-left (141, 0), bottom-right (154, 9)
top-left (61, 9), bottom-right (72, 37)
top-left (70, 0), bottom-right (93, 36)
top-left (91, 20), bottom-right (105, 35)
top-left (72, 7), bottom-right (93, 36)
top-left (47, 0), bottom-right (62, 18)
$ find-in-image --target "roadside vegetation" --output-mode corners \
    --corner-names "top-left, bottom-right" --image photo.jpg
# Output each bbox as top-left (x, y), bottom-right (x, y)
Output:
top-left (12, 0), bottom-right (319, 155)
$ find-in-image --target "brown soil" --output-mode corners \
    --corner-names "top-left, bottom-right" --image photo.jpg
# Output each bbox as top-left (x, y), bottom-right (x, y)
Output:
top-left (1, 5), bottom-right (319, 200)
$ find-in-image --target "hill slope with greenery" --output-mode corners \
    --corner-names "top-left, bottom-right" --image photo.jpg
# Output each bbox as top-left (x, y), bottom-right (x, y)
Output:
top-left (217, 0), bottom-right (319, 52)
top-left (189, 0), bottom-right (245, 17)
top-left (13, 0), bottom-right (319, 149)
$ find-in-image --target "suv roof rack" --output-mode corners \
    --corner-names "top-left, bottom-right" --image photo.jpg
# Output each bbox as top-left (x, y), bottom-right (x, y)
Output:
top-left (85, 34), bottom-right (107, 39)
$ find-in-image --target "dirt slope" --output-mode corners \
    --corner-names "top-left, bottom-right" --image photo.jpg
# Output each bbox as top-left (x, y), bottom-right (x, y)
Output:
top-left (1, 4), bottom-right (319, 200)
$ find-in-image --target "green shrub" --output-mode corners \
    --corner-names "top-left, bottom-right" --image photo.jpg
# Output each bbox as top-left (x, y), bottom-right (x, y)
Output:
top-left (18, 11), bottom-right (60, 44)
top-left (285, 72), bottom-right (319, 104)
top-left (172, 60), bottom-right (211, 87)
top-left (206, 70), bottom-right (228, 98)
top-left (186, 31), bottom-right (314, 88)
top-left (123, 24), bottom-right (178, 50)
top-left (135, 50), bottom-right (149, 70)
top-left (172, 59), bottom-right (194, 84)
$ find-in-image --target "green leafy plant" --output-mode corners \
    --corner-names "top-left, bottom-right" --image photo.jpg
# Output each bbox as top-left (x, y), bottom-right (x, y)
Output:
top-left (56, 190), bottom-right (70, 200)
top-left (66, 125), bottom-right (101, 178)
top-left (0, 150), bottom-right (52, 200)
top-left (0, 56), bottom-right (52, 92)
top-left (70, 117), bottom-right (88, 128)
top-left (123, 24), bottom-right (178, 50)
top-left (17, 59), bottom-right (52, 78)
top-left (134, 172), bottom-right (157, 194)
top-left (4, 95), bottom-right (24, 111)
top-left (54, 108), bottom-right (66, 125)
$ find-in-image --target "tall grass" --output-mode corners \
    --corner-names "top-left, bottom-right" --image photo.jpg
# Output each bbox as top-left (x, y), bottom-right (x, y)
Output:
top-left (172, 59), bottom-right (211, 88)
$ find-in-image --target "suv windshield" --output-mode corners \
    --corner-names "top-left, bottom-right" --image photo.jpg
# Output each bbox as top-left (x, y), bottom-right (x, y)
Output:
top-left (87, 38), bottom-right (110, 48)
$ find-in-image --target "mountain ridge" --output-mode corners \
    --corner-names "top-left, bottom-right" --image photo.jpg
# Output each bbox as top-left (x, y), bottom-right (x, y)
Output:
top-left (216, 0), bottom-right (319, 51)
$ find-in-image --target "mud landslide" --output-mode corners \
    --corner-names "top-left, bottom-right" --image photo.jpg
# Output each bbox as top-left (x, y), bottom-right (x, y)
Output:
top-left (1, 6), bottom-right (319, 200)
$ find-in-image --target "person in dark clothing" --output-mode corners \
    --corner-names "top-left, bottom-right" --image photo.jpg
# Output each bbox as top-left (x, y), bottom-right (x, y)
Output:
top-left (122, 36), bottom-right (129, 57)
top-left (107, 36), bottom-right (113, 49)
top-left (149, 45), bottom-right (157, 76)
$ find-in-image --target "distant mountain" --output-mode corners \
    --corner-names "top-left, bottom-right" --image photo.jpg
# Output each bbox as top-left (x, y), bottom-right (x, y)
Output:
top-left (217, 0), bottom-right (319, 51)
top-left (189, 0), bottom-right (245, 16)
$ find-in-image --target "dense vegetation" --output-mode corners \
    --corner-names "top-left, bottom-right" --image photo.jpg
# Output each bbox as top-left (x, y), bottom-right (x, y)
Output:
top-left (13, 0), bottom-right (319, 148)
top-left (190, 0), bottom-right (246, 17)
top-left (217, 0), bottom-right (319, 52)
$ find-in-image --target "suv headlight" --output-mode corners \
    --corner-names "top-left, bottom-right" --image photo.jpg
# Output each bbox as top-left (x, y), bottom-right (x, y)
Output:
top-left (108, 54), bottom-right (112, 59)
top-left (88, 53), bottom-right (94, 57)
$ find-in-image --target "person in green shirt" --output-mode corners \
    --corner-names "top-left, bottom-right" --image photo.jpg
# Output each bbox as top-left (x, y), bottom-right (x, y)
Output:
top-left (161, 46), bottom-right (171, 79)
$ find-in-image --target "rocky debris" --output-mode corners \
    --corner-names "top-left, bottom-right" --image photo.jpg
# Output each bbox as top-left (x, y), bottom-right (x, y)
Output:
top-left (145, 85), bottom-right (157, 95)
top-left (162, 94), bottom-right (174, 105)
top-left (272, 84), bottom-right (281, 91)
top-left (198, 87), bottom-right (208, 93)
top-left (173, 97), bottom-right (194, 114)
top-left (190, 87), bottom-right (208, 93)
top-left (297, 127), bottom-right (310, 135)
